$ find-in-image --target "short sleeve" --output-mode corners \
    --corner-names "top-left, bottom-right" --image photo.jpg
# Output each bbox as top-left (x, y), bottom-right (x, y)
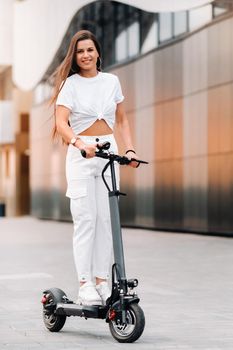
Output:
top-left (115, 77), bottom-right (124, 104)
top-left (56, 79), bottom-right (73, 110)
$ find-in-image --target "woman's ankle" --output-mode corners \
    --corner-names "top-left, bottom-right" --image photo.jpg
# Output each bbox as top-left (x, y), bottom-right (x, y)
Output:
top-left (80, 281), bottom-right (87, 287)
top-left (96, 277), bottom-right (106, 285)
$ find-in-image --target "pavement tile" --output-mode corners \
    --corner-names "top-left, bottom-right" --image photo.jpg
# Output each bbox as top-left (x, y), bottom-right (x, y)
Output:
top-left (0, 217), bottom-right (233, 349)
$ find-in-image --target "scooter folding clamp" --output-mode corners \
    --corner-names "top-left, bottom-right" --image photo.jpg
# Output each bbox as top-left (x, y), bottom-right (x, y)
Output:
top-left (109, 190), bottom-right (126, 197)
top-left (127, 278), bottom-right (138, 288)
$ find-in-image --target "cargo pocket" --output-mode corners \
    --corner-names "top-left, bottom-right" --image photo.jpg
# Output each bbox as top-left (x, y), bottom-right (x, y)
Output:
top-left (68, 185), bottom-right (90, 221)
top-left (66, 187), bottom-right (87, 199)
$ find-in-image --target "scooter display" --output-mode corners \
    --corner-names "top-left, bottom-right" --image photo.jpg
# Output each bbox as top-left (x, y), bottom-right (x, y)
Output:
top-left (41, 142), bottom-right (148, 343)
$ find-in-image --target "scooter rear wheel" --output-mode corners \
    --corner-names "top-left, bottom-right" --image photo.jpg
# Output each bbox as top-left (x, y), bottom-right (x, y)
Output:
top-left (42, 288), bottom-right (66, 332)
top-left (109, 303), bottom-right (145, 343)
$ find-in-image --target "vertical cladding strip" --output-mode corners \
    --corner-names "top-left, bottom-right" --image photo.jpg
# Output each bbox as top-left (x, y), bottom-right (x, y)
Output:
top-left (182, 30), bottom-right (208, 232)
top-left (152, 43), bottom-right (184, 230)
top-left (134, 54), bottom-right (156, 227)
top-left (207, 18), bottom-right (233, 233)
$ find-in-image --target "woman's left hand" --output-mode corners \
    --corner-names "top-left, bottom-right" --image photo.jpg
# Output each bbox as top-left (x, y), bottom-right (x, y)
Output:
top-left (125, 151), bottom-right (140, 168)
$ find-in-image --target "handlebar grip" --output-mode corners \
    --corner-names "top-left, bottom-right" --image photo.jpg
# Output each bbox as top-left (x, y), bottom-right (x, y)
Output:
top-left (131, 158), bottom-right (149, 164)
top-left (81, 149), bottom-right (87, 158)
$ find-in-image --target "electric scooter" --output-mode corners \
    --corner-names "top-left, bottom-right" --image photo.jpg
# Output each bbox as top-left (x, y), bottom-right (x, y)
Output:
top-left (41, 142), bottom-right (148, 343)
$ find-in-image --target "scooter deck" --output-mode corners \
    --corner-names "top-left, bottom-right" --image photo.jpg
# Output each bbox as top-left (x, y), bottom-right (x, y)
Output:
top-left (56, 302), bottom-right (108, 319)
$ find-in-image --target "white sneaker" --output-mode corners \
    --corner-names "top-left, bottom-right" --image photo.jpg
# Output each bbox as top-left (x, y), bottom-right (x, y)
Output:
top-left (96, 281), bottom-right (111, 305)
top-left (76, 281), bottom-right (102, 306)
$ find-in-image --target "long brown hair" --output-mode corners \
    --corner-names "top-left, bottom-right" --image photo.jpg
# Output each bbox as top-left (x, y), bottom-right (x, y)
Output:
top-left (50, 30), bottom-right (102, 139)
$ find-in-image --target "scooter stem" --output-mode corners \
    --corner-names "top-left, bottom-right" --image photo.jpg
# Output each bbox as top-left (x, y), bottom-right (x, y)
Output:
top-left (109, 160), bottom-right (127, 292)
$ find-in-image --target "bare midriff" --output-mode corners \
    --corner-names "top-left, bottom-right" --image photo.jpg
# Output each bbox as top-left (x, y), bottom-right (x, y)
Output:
top-left (79, 119), bottom-right (113, 136)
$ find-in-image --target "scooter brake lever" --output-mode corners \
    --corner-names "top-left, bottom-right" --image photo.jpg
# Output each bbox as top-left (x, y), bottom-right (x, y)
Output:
top-left (97, 141), bottom-right (111, 151)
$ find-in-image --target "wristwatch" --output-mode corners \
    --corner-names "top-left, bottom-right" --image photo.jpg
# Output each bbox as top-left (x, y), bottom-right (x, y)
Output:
top-left (70, 137), bottom-right (78, 145)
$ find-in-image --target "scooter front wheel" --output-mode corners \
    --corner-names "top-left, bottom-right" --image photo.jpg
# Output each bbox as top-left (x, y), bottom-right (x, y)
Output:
top-left (109, 303), bottom-right (145, 343)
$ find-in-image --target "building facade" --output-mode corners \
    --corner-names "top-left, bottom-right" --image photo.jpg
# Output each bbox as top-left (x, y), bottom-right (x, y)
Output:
top-left (1, 0), bottom-right (233, 235)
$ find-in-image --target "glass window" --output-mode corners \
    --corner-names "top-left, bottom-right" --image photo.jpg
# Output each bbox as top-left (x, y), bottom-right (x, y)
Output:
top-left (141, 20), bottom-right (158, 54)
top-left (115, 29), bottom-right (127, 62)
top-left (213, 6), bottom-right (227, 17)
top-left (174, 11), bottom-right (187, 36)
top-left (189, 4), bottom-right (212, 31)
top-left (159, 13), bottom-right (172, 42)
top-left (128, 22), bottom-right (139, 57)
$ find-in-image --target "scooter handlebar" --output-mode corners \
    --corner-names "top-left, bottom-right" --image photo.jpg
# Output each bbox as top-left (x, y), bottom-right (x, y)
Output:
top-left (81, 149), bottom-right (148, 165)
top-left (81, 141), bottom-right (148, 165)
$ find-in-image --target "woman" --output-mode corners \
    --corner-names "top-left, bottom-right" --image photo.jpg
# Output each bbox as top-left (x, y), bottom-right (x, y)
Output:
top-left (51, 30), bottom-right (138, 306)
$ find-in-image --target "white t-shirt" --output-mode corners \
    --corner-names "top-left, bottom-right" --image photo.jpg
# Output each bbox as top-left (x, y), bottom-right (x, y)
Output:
top-left (56, 72), bottom-right (124, 135)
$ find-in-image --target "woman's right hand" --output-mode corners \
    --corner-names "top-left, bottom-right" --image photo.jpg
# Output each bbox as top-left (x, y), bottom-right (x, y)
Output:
top-left (78, 142), bottom-right (97, 158)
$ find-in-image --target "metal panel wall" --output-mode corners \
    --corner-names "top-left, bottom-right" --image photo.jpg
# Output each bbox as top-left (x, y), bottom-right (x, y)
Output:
top-left (116, 15), bottom-right (233, 234)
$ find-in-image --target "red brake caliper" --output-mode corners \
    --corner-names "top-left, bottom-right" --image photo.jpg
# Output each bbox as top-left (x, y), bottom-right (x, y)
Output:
top-left (41, 295), bottom-right (47, 304)
top-left (109, 309), bottom-right (116, 321)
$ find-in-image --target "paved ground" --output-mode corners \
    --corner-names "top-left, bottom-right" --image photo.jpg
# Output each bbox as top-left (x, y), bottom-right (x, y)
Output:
top-left (0, 216), bottom-right (233, 349)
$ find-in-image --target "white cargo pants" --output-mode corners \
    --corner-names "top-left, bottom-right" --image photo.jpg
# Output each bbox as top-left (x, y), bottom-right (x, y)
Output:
top-left (66, 134), bottom-right (119, 282)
